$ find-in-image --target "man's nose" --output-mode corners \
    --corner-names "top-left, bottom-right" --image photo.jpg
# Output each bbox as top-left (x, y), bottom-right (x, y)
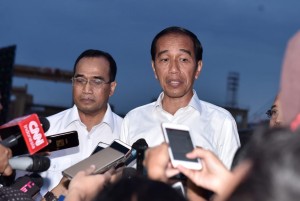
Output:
top-left (169, 59), bottom-right (180, 73)
top-left (82, 81), bottom-right (93, 93)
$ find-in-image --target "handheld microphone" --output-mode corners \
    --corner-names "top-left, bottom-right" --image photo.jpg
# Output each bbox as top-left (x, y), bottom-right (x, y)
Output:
top-left (9, 155), bottom-right (51, 172)
top-left (0, 114), bottom-right (49, 156)
top-left (10, 173), bottom-right (43, 199)
top-left (132, 139), bottom-right (148, 176)
top-left (0, 186), bottom-right (34, 201)
top-left (122, 167), bottom-right (137, 179)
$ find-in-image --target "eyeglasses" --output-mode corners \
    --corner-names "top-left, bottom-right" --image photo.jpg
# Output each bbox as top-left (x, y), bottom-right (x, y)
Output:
top-left (266, 108), bottom-right (279, 119)
top-left (71, 77), bottom-right (110, 88)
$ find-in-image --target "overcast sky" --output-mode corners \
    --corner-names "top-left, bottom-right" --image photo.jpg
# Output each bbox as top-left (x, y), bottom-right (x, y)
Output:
top-left (1, 0), bottom-right (299, 122)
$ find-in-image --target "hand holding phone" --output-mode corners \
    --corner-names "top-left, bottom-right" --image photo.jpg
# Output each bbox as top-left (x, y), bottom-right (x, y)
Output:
top-left (161, 123), bottom-right (202, 170)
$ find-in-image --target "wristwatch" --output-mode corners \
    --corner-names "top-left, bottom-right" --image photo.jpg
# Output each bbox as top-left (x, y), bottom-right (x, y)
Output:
top-left (44, 191), bottom-right (58, 201)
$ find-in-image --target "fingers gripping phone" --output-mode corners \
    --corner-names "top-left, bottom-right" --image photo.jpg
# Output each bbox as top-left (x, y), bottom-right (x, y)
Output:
top-left (161, 123), bottom-right (202, 170)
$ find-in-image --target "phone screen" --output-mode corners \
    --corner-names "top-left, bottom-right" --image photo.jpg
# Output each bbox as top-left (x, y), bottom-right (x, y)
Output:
top-left (166, 128), bottom-right (197, 162)
top-left (110, 141), bottom-right (130, 155)
top-left (38, 131), bottom-right (79, 153)
top-left (92, 142), bottom-right (109, 155)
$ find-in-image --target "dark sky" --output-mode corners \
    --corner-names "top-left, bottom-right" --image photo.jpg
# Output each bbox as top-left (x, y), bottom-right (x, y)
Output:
top-left (1, 0), bottom-right (299, 122)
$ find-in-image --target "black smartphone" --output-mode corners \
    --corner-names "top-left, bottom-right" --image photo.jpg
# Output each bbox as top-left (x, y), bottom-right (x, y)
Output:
top-left (38, 131), bottom-right (79, 153)
top-left (91, 142), bottom-right (109, 155)
top-left (92, 141), bottom-right (135, 166)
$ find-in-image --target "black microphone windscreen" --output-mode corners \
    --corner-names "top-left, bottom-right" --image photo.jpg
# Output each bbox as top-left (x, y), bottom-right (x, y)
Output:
top-left (0, 186), bottom-right (33, 201)
top-left (132, 139), bottom-right (148, 176)
top-left (31, 155), bottom-right (51, 172)
top-left (11, 174), bottom-right (43, 198)
top-left (122, 167), bottom-right (137, 179)
top-left (28, 173), bottom-right (44, 188)
top-left (132, 139), bottom-right (148, 150)
top-left (39, 117), bottom-right (50, 133)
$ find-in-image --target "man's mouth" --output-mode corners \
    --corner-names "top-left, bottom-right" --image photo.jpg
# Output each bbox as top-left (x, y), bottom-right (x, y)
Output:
top-left (167, 79), bottom-right (182, 87)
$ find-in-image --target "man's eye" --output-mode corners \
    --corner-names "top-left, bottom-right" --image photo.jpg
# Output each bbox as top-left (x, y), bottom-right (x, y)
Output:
top-left (92, 79), bottom-right (103, 85)
top-left (77, 78), bottom-right (86, 83)
top-left (160, 58), bottom-right (168, 62)
top-left (180, 58), bottom-right (189, 62)
top-left (271, 110), bottom-right (277, 115)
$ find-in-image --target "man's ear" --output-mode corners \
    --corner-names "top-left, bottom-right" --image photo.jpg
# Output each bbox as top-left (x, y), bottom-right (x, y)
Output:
top-left (195, 60), bottom-right (203, 79)
top-left (109, 81), bottom-right (117, 97)
top-left (152, 61), bottom-right (158, 79)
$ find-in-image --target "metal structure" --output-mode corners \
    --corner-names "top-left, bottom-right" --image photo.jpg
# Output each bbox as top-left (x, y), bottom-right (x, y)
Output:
top-left (14, 64), bottom-right (73, 82)
top-left (226, 72), bottom-right (239, 108)
top-left (0, 45), bottom-right (16, 124)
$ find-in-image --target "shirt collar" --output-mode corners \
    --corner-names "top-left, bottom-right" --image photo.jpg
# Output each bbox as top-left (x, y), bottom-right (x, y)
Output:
top-left (63, 104), bottom-right (115, 132)
top-left (154, 92), bottom-right (164, 108)
top-left (189, 90), bottom-right (203, 114)
top-left (154, 90), bottom-right (202, 114)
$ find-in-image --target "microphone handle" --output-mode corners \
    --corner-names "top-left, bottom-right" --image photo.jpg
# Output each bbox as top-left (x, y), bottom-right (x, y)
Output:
top-left (11, 175), bottom-right (42, 198)
top-left (9, 157), bottom-right (33, 171)
top-left (136, 150), bottom-right (145, 175)
top-left (0, 135), bottom-right (21, 148)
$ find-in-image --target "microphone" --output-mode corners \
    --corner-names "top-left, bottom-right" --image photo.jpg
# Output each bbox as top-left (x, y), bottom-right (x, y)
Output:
top-left (0, 114), bottom-right (49, 156)
top-left (122, 167), bottom-right (137, 179)
top-left (132, 139), bottom-right (148, 176)
top-left (0, 117), bottom-right (49, 147)
top-left (10, 173), bottom-right (43, 199)
top-left (39, 117), bottom-right (50, 133)
top-left (9, 155), bottom-right (51, 172)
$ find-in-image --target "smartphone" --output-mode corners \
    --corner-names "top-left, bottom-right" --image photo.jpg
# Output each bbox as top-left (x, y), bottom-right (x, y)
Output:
top-left (161, 123), bottom-right (202, 170)
top-left (91, 142), bottom-right (109, 155)
top-left (91, 140), bottom-right (132, 161)
top-left (62, 139), bottom-right (131, 179)
top-left (38, 131), bottom-right (79, 153)
top-left (109, 139), bottom-right (132, 158)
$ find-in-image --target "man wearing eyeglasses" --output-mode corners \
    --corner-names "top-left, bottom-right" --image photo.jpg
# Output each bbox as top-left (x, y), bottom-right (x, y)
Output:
top-left (266, 93), bottom-right (283, 128)
top-left (39, 49), bottom-right (123, 196)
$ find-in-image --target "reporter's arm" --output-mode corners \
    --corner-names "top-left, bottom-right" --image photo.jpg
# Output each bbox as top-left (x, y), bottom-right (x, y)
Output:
top-left (64, 165), bottom-right (111, 201)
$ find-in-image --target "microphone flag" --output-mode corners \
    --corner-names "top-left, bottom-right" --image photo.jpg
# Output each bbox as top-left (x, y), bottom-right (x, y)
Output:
top-left (0, 114), bottom-right (48, 154)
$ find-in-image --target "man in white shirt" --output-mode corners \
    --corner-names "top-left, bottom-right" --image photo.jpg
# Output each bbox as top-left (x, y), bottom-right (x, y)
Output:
top-left (121, 26), bottom-right (240, 201)
top-left (120, 26), bottom-right (240, 170)
top-left (40, 49), bottom-right (123, 195)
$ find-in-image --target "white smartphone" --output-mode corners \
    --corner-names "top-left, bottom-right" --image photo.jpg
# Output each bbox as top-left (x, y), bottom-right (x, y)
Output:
top-left (161, 123), bottom-right (202, 170)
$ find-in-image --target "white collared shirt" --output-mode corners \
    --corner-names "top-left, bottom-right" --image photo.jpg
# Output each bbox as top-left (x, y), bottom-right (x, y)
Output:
top-left (120, 91), bottom-right (240, 169)
top-left (40, 104), bottom-right (123, 195)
